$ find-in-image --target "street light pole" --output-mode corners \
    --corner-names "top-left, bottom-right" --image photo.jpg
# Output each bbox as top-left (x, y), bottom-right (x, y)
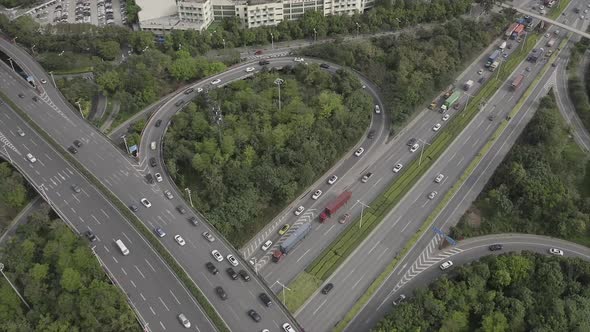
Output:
top-left (418, 138), bottom-right (432, 166)
top-left (184, 188), bottom-right (193, 208)
top-left (0, 263), bottom-right (30, 309)
top-left (75, 101), bottom-right (84, 118)
top-left (355, 22), bottom-right (360, 37)
top-left (275, 280), bottom-right (291, 306)
top-left (357, 200), bottom-right (370, 229)
top-left (313, 28), bottom-right (317, 42)
top-left (270, 32), bottom-right (274, 49)
top-left (49, 71), bottom-right (56, 87)
top-left (274, 78), bottom-right (284, 111)
top-left (222, 38), bottom-right (226, 49)
top-left (121, 135), bottom-right (129, 154)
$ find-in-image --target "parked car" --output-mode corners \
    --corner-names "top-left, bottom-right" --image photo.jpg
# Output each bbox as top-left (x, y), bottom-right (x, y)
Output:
top-left (282, 323), bottom-right (296, 332)
top-left (354, 147), bottom-right (365, 156)
top-left (261, 240), bottom-right (273, 251)
top-left (71, 184), bottom-right (81, 193)
top-left (432, 123), bottom-right (441, 131)
top-left (206, 262), bottom-right (218, 274)
top-left (338, 213), bottom-right (350, 224)
top-left (434, 174), bottom-right (445, 183)
top-left (177, 313), bottom-right (191, 328)
top-left (164, 190), bottom-right (173, 199)
top-left (68, 146), bottom-right (78, 154)
top-left (393, 163), bottom-right (403, 173)
top-left (489, 244), bottom-right (503, 251)
top-left (226, 267), bottom-right (238, 280)
top-left (73, 140), bottom-right (83, 147)
top-left (154, 227), bottom-right (166, 238)
top-left (216, 286), bottom-right (228, 300)
top-left (327, 175), bottom-right (338, 185)
top-left (140, 198), bottom-right (151, 207)
top-left (174, 235), bottom-right (186, 246)
top-left (202, 231), bottom-right (215, 242)
top-left (239, 270), bottom-right (250, 281)
top-left (227, 254), bottom-right (239, 266)
top-left (410, 143), bottom-right (420, 153)
top-left (189, 216), bottom-right (199, 226)
top-left (259, 293), bottom-right (272, 307)
top-left (248, 309), bottom-right (261, 322)
top-left (177, 206), bottom-right (187, 214)
top-left (211, 250), bottom-right (223, 262)
top-left (155, 173), bottom-right (163, 182)
top-left (84, 230), bottom-right (97, 242)
top-left (407, 138), bottom-right (417, 146)
top-left (392, 294), bottom-right (406, 306)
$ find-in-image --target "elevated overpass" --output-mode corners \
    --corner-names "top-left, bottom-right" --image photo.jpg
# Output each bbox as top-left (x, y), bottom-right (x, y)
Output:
top-left (500, 3), bottom-right (590, 39)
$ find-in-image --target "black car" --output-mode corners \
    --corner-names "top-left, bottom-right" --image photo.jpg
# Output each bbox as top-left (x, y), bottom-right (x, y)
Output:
top-left (407, 138), bottom-right (417, 146)
top-left (215, 286), bottom-right (227, 300)
top-left (18, 93), bottom-right (25, 98)
top-left (239, 270), bottom-right (250, 281)
top-left (68, 146), bottom-right (78, 154)
top-left (129, 205), bottom-right (139, 212)
top-left (367, 130), bottom-right (376, 139)
top-left (248, 309), bottom-right (261, 322)
top-left (32, 96), bottom-right (38, 102)
top-left (258, 59), bottom-right (270, 66)
top-left (320, 63), bottom-right (330, 69)
top-left (206, 262), bottom-right (218, 275)
top-left (174, 99), bottom-right (185, 107)
top-left (478, 77), bottom-right (485, 84)
top-left (177, 206), bottom-right (186, 214)
top-left (392, 294), bottom-right (406, 306)
top-left (226, 267), bottom-right (238, 280)
top-left (155, 119), bottom-right (162, 127)
top-left (149, 157), bottom-right (157, 167)
top-left (259, 293), bottom-right (272, 307)
top-left (74, 140), bottom-right (83, 147)
top-left (489, 244), bottom-right (503, 251)
top-left (184, 88), bottom-right (194, 95)
top-left (321, 283), bottom-right (334, 294)
top-left (145, 173), bottom-right (154, 184)
top-left (84, 230), bottom-right (97, 242)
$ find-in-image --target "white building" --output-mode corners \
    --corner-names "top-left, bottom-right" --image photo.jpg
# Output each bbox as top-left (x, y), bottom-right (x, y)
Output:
top-left (138, 0), bottom-right (373, 33)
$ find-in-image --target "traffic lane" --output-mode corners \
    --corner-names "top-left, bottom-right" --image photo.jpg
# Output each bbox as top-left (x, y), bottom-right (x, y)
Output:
top-left (0, 105), bottom-right (216, 332)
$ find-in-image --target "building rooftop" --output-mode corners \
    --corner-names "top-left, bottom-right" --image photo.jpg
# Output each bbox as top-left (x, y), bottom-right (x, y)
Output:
top-left (136, 0), bottom-right (178, 22)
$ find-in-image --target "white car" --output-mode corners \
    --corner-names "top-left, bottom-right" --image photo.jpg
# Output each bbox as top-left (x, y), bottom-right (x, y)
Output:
top-left (26, 153), bottom-right (36, 163)
top-left (428, 191), bottom-right (438, 200)
top-left (282, 323), bottom-right (296, 332)
top-left (549, 248), bottom-right (564, 256)
top-left (440, 260), bottom-right (453, 270)
top-left (178, 313), bottom-right (191, 328)
top-left (202, 231), bottom-right (215, 242)
top-left (294, 57), bottom-right (305, 62)
top-left (539, 5), bottom-right (544, 10)
top-left (478, 69), bottom-right (484, 75)
top-left (40, 79), bottom-right (47, 84)
top-left (211, 250), bottom-right (223, 262)
top-left (374, 105), bottom-right (381, 114)
top-left (354, 147), bottom-right (365, 156)
top-left (211, 79), bottom-right (221, 85)
top-left (312, 190), bottom-right (323, 200)
top-left (328, 175), bottom-right (338, 185)
top-left (245, 67), bottom-right (255, 72)
top-left (155, 173), bottom-right (163, 182)
top-left (432, 123), bottom-right (441, 131)
top-left (544, 33), bottom-right (550, 38)
top-left (196, 87), bottom-right (203, 93)
top-left (164, 190), bottom-right (174, 199)
top-left (294, 206), bottom-right (305, 216)
top-left (442, 114), bottom-right (450, 121)
top-left (261, 240), bottom-right (273, 251)
top-left (140, 198), bottom-right (151, 208)
top-left (393, 163), bottom-right (403, 173)
top-left (17, 129), bottom-right (25, 137)
top-left (227, 254), bottom-right (239, 266)
top-left (174, 235), bottom-right (186, 246)
top-left (435, 174), bottom-right (444, 183)
top-left (410, 143), bottom-right (419, 153)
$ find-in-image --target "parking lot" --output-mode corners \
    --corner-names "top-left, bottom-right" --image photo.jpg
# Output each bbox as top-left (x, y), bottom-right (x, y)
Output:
top-left (29, 0), bottom-right (127, 26)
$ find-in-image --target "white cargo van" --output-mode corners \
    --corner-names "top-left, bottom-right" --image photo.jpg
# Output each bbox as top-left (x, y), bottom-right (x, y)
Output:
top-left (115, 239), bottom-right (130, 255)
top-left (150, 141), bottom-right (156, 150)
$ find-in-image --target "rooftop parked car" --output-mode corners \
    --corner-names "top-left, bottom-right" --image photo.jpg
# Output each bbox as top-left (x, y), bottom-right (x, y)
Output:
top-left (206, 262), bottom-right (218, 274)
top-left (202, 231), bottom-right (215, 242)
top-left (216, 286), bottom-right (228, 300)
top-left (248, 309), bottom-right (261, 322)
top-left (212, 250), bottom-right (223, 262)
top-left (227, 254), bottom-right (239, 266)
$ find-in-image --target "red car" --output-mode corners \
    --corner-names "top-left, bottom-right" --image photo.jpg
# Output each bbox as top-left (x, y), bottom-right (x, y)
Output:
top-left (255, 50), bottom-right (263, 55)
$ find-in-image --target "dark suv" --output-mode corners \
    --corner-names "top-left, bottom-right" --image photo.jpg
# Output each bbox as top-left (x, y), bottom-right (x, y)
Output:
top-left (259, 293), bottom-right (272, 307)
top-left (206, 262), bottom-right (218, 274)
top-left (149, 157), bottom-right (157, 167)
top-left (68, 146), bottom-right (78, 154)
top-left (258, 59), bottom-right (270, 66)
top-left (407, 138), bottom-right (417, 146)
top-left (239, 270), bottom-right (250, 281)
top-left (226, 267), bottom-right (238, 280)
top-left (216, 286), bottom-right (227, 300)
top-left (489, 244), bottom-right (503, 251)
top-left (321, 283), bottom-right (334, 294)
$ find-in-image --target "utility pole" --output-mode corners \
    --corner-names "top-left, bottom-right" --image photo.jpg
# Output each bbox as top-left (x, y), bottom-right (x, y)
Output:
top-left (49, 71), bottom-right (56, 87)
top-left (274, 78), bottom-right (284, 111)
top-left (121, 135), bottom-right (129, 154)
top-left (355, 22), bottom-right (360, 37)
top-left (251, 257), bottom-right (258, 275)
top-left (0, 263), bottom-right (30, 309)
top-left (417, 138), bottom-right (432, 166)
top-left (184, 188), bottom-right (193, 208)
top-left (75, 101), bottom-right (84, 118)
top-left (357, 200), bottom-right (370, 228)
top-left (270, 32), bottom-right (274, 49)
top-left (313, 28), bottom-right (317, 42)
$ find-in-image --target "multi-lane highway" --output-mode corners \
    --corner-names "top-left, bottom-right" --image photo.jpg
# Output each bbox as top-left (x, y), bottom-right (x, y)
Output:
top-left (0, 97), bottom-right (216, 331)
top-left (0, 39), bottom-right (298, 331)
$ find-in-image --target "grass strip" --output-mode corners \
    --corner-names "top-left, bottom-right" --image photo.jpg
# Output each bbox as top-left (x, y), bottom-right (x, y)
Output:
top-left (0, 91), bottom-right (230, 332)
top-left (285, 35), bottom-right (540, 312)
top-left (332, 30), bottom-right (569, 332)
top-left (52, 66), bottom-right (94, 75)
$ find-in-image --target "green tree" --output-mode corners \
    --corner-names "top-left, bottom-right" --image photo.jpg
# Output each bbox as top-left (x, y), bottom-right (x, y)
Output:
top-left (97, 40), bottom-right (121, 61)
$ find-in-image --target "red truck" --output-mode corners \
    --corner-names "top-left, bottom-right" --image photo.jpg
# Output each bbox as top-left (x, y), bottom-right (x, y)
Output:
top-left (319, 191), bottom-right (352, 222)
top-left (511, 74), bottom-right (525, 90)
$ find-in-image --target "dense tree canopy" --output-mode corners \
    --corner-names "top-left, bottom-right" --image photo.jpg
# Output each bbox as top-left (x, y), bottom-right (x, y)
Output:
top-left (164, 65), bottom-right (371, 245)
top-left (0, 162), bottom-right (31, 233)
top-left (0, 207), bottom-right (140, 331)
top-left (375, 252), bottom-right (590, 332)
top-left (452, 94), bottom-right (590, 242)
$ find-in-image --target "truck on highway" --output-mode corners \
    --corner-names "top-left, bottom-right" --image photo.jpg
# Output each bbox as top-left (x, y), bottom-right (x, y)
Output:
top-left (504, 22), bottom-right (519, 39)
top-left (546, 38), bottom-right (556, 47)
top-left (528, 48), bottom-right (544, 63)
top-left (272, 223), bottom-right (312, 262)
top-left (511, 74), bottom-right (525, 90)
top-left (443, 85), bottom-right (454, 99)
top-left (499, 41), bottom-right (507, 50)
top-left (463, 80), bottom-right (474, 91)
top-left (319, 191), bottom-right (352, 222)
top-left (486, 50), bottom-right (501, 67)
top-left (490, 61), bottom-right (500, 72)
top-left (440, 91), bottom-right (461, 113)
top-left (511, 24), bottom-right (525, 40)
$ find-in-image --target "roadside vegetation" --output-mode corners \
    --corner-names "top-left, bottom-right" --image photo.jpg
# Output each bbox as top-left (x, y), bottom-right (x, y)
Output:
top-left (566, 30), bottom-right (590, 135)
top-left (374, 252), bottom-right (590, 331)
top-left (0, 162), bottom-right (31, 233)
top-left (164, 65), bottom-right (371, 245)
top-left (0, 206), bottom-right (140, 331)
top-left (451, 94), bottom-right (590, 245)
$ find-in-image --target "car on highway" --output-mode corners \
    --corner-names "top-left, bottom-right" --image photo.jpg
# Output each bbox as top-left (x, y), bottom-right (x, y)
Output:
top-left (239, 270), bottom-right (250, 281)
top-left (410, 143), bottom-right (420, 153)
top-left (174, 235), bottom-right (186, 246)
top-left (245, 67), bottom-right (255, 72)
top-left (71, 184), bottom-right (81, 193)
top-left (40, 79), bottom-right (47, 84)
top-left (73, 140), bottom-right (83, 147)
top-left (149, 157), bottom-right (157, 167)
top-left (259, 293), bottom-right (272, 307)
top-left (374, 105), bottom-right (381, 114)
top-left (259, 59), bottom-right (270, 65)
top-left (227, 254), bottom-right (239, 266)
top-left (293, 57), bottom-right (305, 62)
top-left (407, 138), bottom-right (417, 146)
top-left (361, 172), bottom-right (373, 183)
top-left (442, 114), bottom-right (450, 121)
top-left (392, 294), bottom-right (406, 306)
top-left (68, 146), bottom-right (78, 154)
top-left (184, 87), bottom-right (194, 94)
top-left (155, 119), bottom-right (162, 127)
top-left (216, 286), bottom-right (228, 300)
top-left (84, 230), bottom-right (97, 242)
top-left (478, 69), bottom-right (484, 75)
top-left (255, 50), bottom-right (263, 55)
top-left (175, 99), bottom-right (185, 107)
top-left (294, 206), bottom-right (305, 216)
top-left (354, 147), bottom-right (365, 156)
top-left (226, 267), bottom-right (238, 280)
top-left (321, 283), bottom-right (334, 294)
top-left (428, 191), bottom-right (438, 200)
top-left (211, 78), bottom-right (222, 85)
top-left (206, 262), bottom-right (218, 274)
top-left (177, 206), bottom-right (187, 214)
top-left (367, 130), bottom-right (376, 139)
top-left (140, 198), bottom-right (151, 207)
top-left (440, 260), bottom-right (453, 270)
top-left (212, 250), bottom-right (223, 261)
top-left (338, 213), bottom-right (350, 224)
top-left (312, 190), bottom-right (323, 200)
top-left (278, 224), bottom-right (290, 235)
top-left (154, 227), bottom-right (166, 238)
top-left (434, 174), bottom-right (445, 183)
top-left (393, 163), bottom-right (403, 173)
top-left (248, 309), bottom-right (261, 322)
top-left (478, 77), bottom-right (485, 84)
top-left (18, 93), bottom-right (24, 98)
top-left (177, 313), bottom-right (191, 328)
top-left (261, 240), bottom-right (273, 251)
top-left (549, 248), bottom-right (564, 256)
top-left (328, 175), bottom-right (338, 185)
top-left (164, 190), bottom-right (173, 199)
top-left (489, 244), bottom-right (503, 251)
top-left (320, 63), bottom-right (330, 69)
top-left (17, 129), bottom-right (25, 136)
top-left (129, 204), bottom-right (138, 212)
top-left (155, 173), bottom-right (163, 182)
top-left (202, 231), bottom-right (215, 242)
top-left (282, 323), bottom-right (296, 332)
top-left (432, 123), bottom-right (441, 131)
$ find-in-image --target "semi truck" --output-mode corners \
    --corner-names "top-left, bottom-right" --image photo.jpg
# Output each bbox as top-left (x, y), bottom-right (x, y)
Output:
top-left (511, 74), bottom-right (525, 90)
top-left (440, 91), bottom-right (461, 113)
top-left (528, 48), bottom-right (544, 63)
top-left (272, 223), bottom-right (312, 262)
top-left (463, 80), bottom-right (474, 91)
top-left (546, 38), bottom-right (556, 47)
top-left (504, 23), bottom-right (519, 39)
top-left (319, 191), bottom-right (352, 222)
top-left (486, 50), bottom-right (501, 67)
top-left (511, 24), bottom-right (525, 40)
